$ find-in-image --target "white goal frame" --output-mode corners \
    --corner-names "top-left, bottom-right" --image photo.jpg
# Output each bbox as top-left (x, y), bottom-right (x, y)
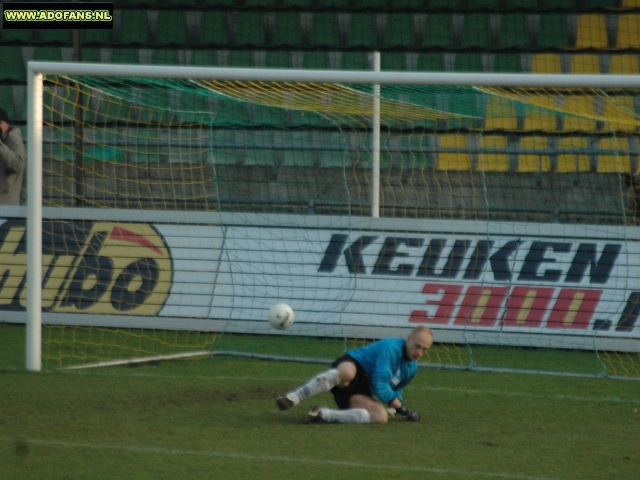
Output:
top-left (25, 60), bottom-right (640, 371)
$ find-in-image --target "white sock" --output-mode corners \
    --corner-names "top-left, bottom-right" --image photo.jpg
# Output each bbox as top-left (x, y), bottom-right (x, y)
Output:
top-left (286, 369), bottom-right (340, 405)
top-left (318, 408), bottom-right (370, 424)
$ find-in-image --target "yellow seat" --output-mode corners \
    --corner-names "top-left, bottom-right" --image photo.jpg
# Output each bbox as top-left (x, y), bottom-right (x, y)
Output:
top-left (621, 0), bottom-right (640, 7)
top-left (570, 54), bottom-right (601, 74)
top-left (531, 53), bottom-right (562, 73)
top-left (562, 96), bottom-right (599, 133)
top-left (603, 96), bottom-right (639, 133)
top-left (484, 96), bottom-right (519, 131)
top-left (557, 137), bottom-right (591, 172)
top-left (609, 54), bottom-right (640, 74)
top-left (523, 94), bottom-right (559, 132)
top-left (574, 14), bottom-right (608, 49)
top-left (616, 14), bottom-right (640, 49)
top-left (478, 136), bottom-right (509, 172)
top-left (597, 138), bottom-right (631, 173)
top-left (517, 136), bottom-right (551, 172)
top-left (436, 134), bottom-right (471, 171)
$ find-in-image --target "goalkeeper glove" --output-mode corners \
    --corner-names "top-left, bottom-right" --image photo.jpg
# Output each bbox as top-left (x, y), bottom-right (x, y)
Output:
top-left (396, 405), bottom-right (421, 422)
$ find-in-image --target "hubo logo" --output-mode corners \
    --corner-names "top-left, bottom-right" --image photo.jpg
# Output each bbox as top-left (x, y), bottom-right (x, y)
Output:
top-left (0, 220), bottom-right (172, 315)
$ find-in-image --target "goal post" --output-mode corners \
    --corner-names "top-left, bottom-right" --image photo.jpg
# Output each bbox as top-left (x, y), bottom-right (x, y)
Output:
top-left (19, 60), bottom-right (640, 376)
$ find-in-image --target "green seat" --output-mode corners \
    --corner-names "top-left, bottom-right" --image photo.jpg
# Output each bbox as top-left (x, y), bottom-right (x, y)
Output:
top-left (116, 10), bottom-right (150, 45)
top-left (341, 52), bottom-right (369, 70)
top-left (455, 53), bottom-right (484, 72)
top-left (382, 53), bottom-right (406, 71)
top-left (227, 50), bottom-right (254, 67)
top-left (542, 0), bottom-right (577, 8)
top-left (499, 14), bottom-right (530, 48)
top-left (265, 51), bottom-right (293, 69)
top-left (0, 28), bottom-right (34, 43)
top-left (111, 48), bottom-right (142, 64)
top-left (418, 53), bottom-right (444, 71)
top-left (348, 13), bottom-right (379, 48)
top-left (39, 29), bottom-right (73, 44)
top-left (385, 14), bottom-right (415, 48)
top-left (81, 27), bottom-right (112, 45)
top-left (537, 14), bottom-right (571, 48)
top-left (311, 13), bottom-right (342, 48)
top-left (423, 15), bottom-right (454, 48)
top-left (199, 12), bottom-right (229, 46)
top-left (272, 13), bottom-right (303, 47)
top-left (460, 14), bottom-right (493, 49)
top-left (81, 48), bottom-right (103, 63)
top-left (303, 52), bottom-right (330, 70)
top-left (189, 50), bottom-right (218, 66)
top-left (152, 49), bottom-right (180, 65)
top-left (0, 46), bottom-right (25, 82)
top-left (156, 11), bottom-right (188, 46)
top-left (494, 54), bottom-right (522, 73)
top-left (234, 12), bottom-right (265, 46)
top-left (34, 47), bottom-right (63, 62)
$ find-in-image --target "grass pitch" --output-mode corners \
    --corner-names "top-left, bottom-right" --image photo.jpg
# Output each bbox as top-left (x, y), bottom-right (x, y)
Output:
top-left (1, 323), bottom-right (639, 480)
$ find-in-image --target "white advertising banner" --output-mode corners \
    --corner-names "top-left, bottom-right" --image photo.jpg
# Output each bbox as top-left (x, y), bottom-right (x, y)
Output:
top-left (1, 211), bottom-right (639, 351)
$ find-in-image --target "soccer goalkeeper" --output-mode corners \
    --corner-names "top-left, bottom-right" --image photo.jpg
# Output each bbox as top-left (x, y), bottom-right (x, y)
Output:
top-left (276, 325), bottom-right (433, 424)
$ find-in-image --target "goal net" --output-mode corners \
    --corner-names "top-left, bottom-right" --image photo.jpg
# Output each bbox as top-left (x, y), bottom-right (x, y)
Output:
top-left (10, 62), bottom-right (640, 377)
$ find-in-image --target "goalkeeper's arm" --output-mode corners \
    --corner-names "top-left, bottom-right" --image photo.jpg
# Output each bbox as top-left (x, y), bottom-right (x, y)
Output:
top-left (387, 398), bottom-right (420, 422)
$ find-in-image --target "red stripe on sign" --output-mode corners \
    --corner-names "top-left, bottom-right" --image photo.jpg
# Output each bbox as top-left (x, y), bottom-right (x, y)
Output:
top-left (110, 226), bottom-right (163, 255)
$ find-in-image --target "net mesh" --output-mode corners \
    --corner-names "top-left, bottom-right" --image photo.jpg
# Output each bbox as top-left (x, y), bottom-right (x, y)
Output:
top-left (30, 73), bottom-right (640, 376)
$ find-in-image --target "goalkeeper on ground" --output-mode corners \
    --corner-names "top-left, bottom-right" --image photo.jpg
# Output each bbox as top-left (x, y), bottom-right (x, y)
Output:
top-left (276, 325), bottom-right (432, 424)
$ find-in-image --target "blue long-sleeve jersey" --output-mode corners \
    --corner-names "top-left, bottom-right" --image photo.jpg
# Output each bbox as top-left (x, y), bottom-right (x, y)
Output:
top-left (346, 338), bottom-right (417, 404)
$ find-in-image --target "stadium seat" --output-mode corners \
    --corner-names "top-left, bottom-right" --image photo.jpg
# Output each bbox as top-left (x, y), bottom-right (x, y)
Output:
top-left (609, 54), bottom-right (640, 74)
top-left (493, 54), bottom-right (522, 73)
top-left (562, 96), bottom-right (599, 132)
top-left (603, 95), bottom-right (639, 133)
top-left (0, 27), bottom-right (34, 43)
top-left (81, 48), bottom-right (102, 63)
top-left (384, 14), bottom-right (415, 48)
top-left (233, 12), bottom-right (266, 46)
top-left (111, 48), bottom-right (144, 64)
top-left (537, 14), bottom-right (571, 49)
top-left (484, 96), bottom-right (519, 131)
top-left (39, 29), bottom-right (73, 45)
top-left (454, 54), bottom-right (484, 72)
top-left (303, 52), bottom-right (330, 69)
top-left (503, 0), bottom-right (540, 9)
top-left (531, 53), bottom-right (562, 73)
top-left (0, 86), bottom-right (17, 121)
top-left (523, 95), bottom-right (560, 132)
top-left (33, 47), bottom-right (65, 62)
top-left (198, 11), bottom-right (230, 46)
top-left (272, 12), bottom-right (303, 47)
top-left (156, 11), bottom-right (189, 46)
top-left (189, 50), bottom-right (219, 67)
top-left (152, 49), bottom-right (180, 65)
top-left (557, 137), bottom-right (591, 172)
top-left (115, 10), bottom-right (150, 45)
top-left (81, 26), bottom-right (112, 45)
top-left (382, 53), bottom-right (407, 71)
top-left (597, 137), bottom-right (631, 173)
top-left (574, 14), bottom-right (609, 50)
top-left (227, 50), bottom-right (255, 67)
top-left (616, 14), bottom-right (640, 50)
top-left (0, 46), bottom-right (25, 82)
top-left (516, 136), bottom-right (551, 172)
top-left (478, 136), bottom-right (510, 172)
top-left (570, 54), bottom-right (602, 74)
top-left (423, 14), bottom-right (454, 48)
top-left (417, 53), bottom-right (444, 71)
top-left (459, 14), bottom-right (493, 49)
top-left (498, 14), bottom-right (530, 49)
top-left (265, 51), bottom-right (293, 69)
top-left (311, 13), bottom-right (342, 48)
top-left (341, 52), bottom-right (370, 70)
top-left (436, 135), bottom-right (471, 171)
top-left (348, 14), bottom-right (379, 48)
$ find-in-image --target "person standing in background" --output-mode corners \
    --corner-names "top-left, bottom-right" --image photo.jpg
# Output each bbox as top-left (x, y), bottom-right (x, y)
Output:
top-left (0, 107), bottom-right (26, 205)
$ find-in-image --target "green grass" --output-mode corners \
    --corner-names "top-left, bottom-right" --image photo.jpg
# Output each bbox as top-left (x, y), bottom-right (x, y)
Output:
top-left (1, 323), bottom-right (639, 479)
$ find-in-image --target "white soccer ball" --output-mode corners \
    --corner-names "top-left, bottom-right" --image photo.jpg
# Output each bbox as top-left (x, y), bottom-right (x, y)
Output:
top-left (268, 303), bottom-right (295, 330)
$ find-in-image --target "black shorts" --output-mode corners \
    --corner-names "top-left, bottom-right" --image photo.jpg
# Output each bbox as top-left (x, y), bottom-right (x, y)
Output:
top-left (330, 355), bottom-right (372, 410)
